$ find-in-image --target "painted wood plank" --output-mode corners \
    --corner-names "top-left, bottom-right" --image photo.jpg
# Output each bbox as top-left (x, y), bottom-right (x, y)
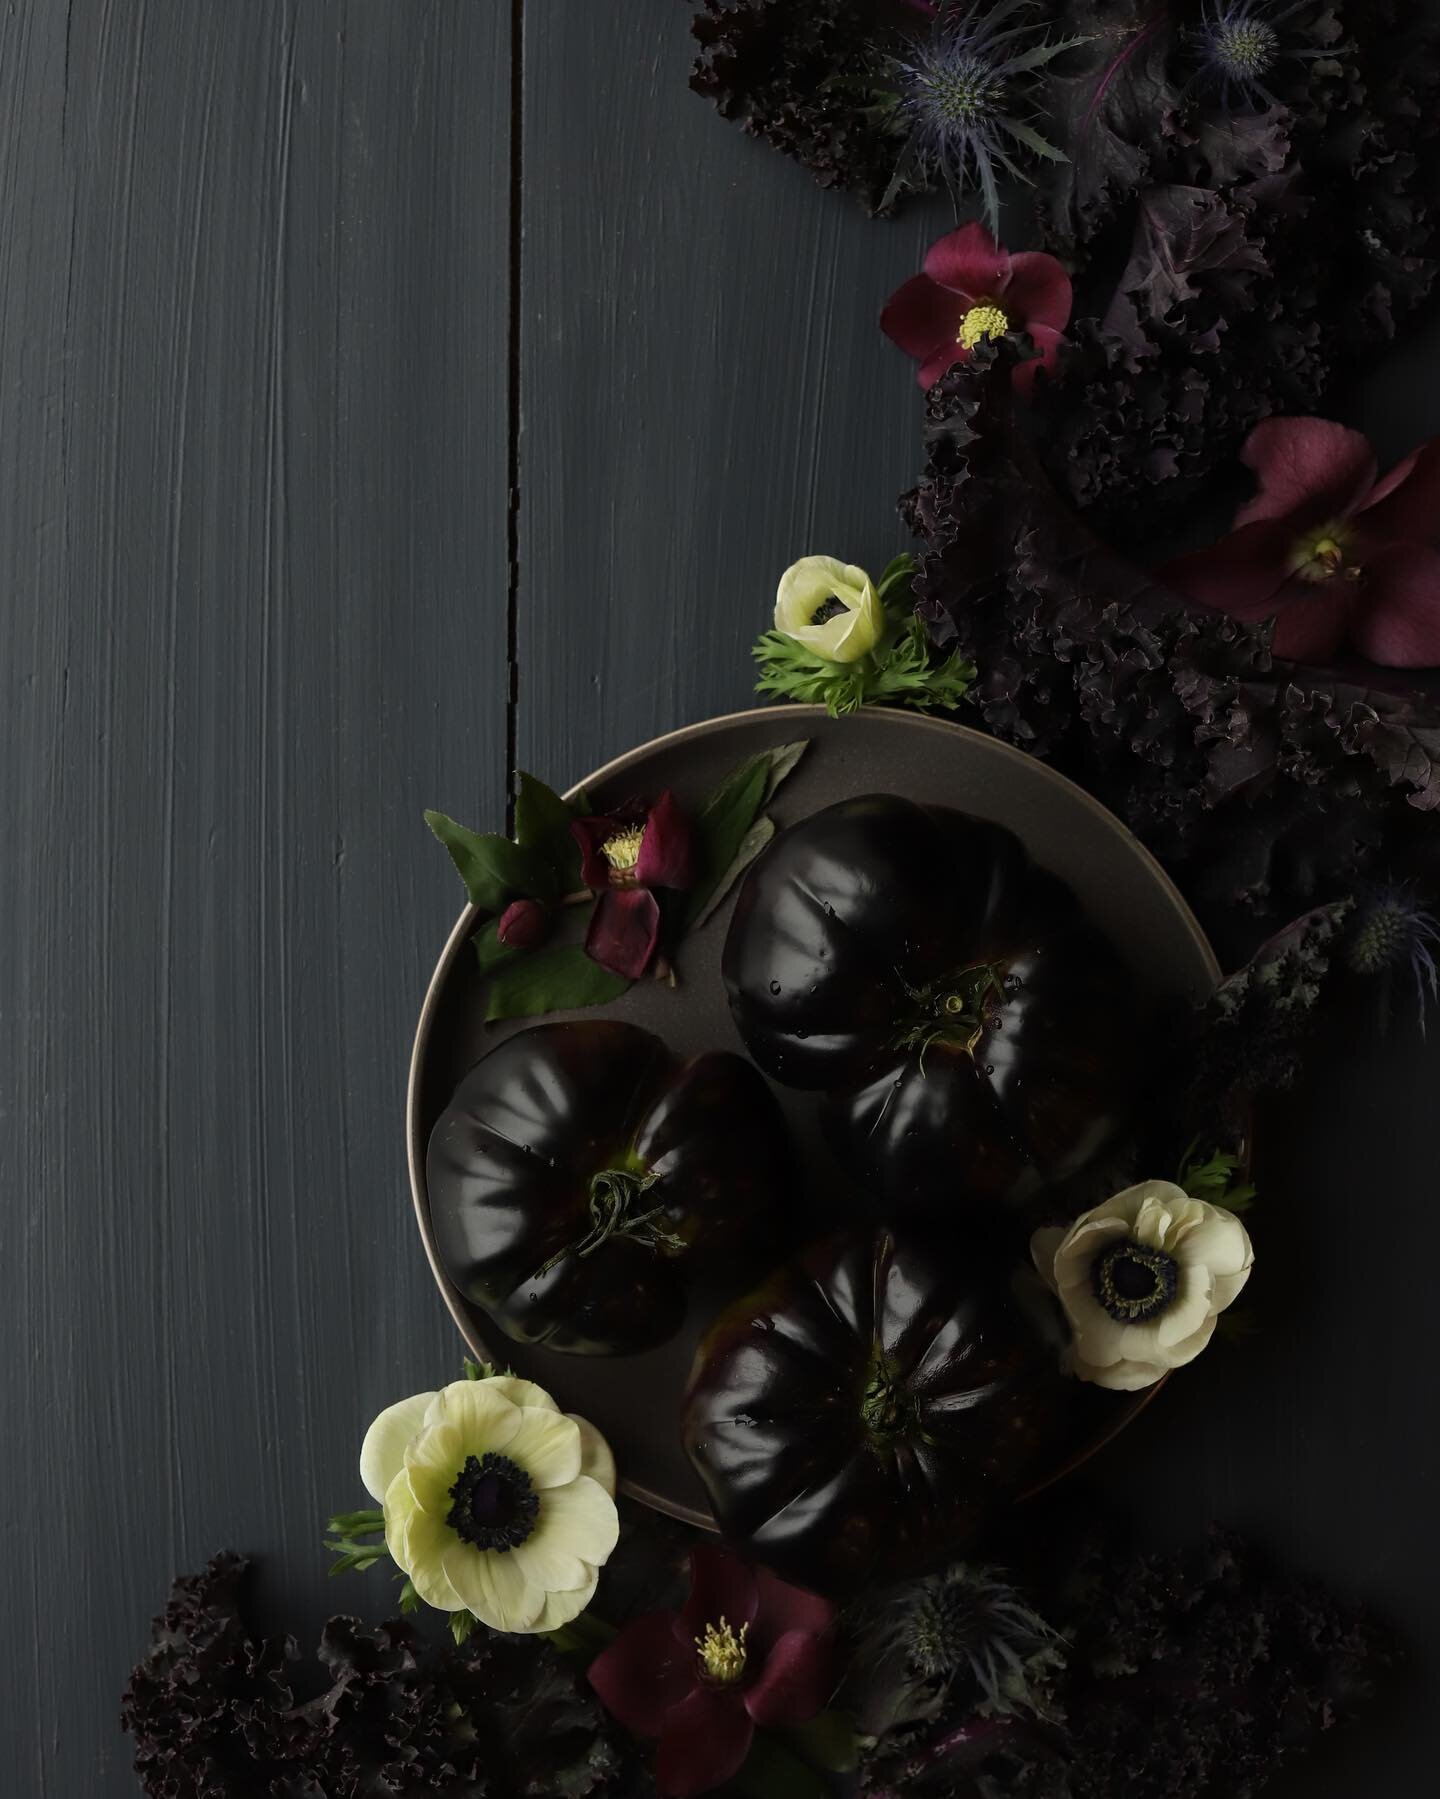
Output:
top-left (0, 3), bottom-right (512, 1789)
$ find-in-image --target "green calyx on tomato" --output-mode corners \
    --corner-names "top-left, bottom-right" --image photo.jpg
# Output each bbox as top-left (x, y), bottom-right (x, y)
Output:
top-left (427, 1020), bottom-right (796, 1356)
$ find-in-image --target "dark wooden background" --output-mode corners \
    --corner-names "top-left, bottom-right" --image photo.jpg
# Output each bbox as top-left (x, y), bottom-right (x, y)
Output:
top-left (2, 3), bottom-right (1436, 1792)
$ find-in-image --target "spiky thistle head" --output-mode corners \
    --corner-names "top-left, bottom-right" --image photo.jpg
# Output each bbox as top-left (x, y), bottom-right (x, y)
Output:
top-left (1344, 881), bottom-right (1440, 1033)
top-left (887, 1562), bottom-right (1060, 1713)
top-left (883, 1), bottom-right (1085, 228)
top-left (1189, 1), bottom-right (1333, 111)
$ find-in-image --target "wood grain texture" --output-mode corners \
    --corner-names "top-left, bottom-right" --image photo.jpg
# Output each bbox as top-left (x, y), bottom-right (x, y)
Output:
top-left (0, 0), bottom-right (1437, 1790)
top-left (0, 2), bottom-right (511, 1790)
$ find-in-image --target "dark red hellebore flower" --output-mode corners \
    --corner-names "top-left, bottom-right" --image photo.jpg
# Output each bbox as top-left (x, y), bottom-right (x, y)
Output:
top-left (588, 1542), bottom-right (834, 1798)
top-left (571, 789), bottom-right (695, 981)
top-left (881, 220), bottom-right (1073, 395)
top-left (1164, 416), bottom-right (1440, 667)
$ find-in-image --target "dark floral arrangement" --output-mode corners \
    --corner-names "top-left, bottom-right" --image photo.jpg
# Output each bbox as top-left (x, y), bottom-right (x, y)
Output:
top-left (120, 5), bottom-right (1440, 1796)
top-left (123, 1501), bottom-right (1394, 1798)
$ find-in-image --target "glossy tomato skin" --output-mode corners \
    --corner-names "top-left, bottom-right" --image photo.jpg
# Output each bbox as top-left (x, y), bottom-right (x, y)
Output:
top-left (427, 1020), bottom-right (794, 1355)
top-left (682, 1228), bottom-right (1068, 1595)
top-left (722, 794), bottom-right (1140, 1223)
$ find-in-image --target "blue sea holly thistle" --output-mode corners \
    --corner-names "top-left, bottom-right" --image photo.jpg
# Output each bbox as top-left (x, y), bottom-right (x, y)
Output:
top-left (1190, 1), bottom-right (1334, 109)
top-left (882, 0), bottom-right (1086, 225)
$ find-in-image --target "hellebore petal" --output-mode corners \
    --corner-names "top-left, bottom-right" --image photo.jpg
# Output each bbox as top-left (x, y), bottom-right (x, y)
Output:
top-left (572, 815), bottom-right (623, 892)
top-left (655, 1686), bottom-right (754, 1799)
top-left (1349, 542), bottom-right (1440, 667)
top-left (1002, 250), bottom-right (1074, 337)
top-left (634, 789), bottom-right (696, 890)
top-left (881, 273), bottom-right (964, 372)
top-left (1163, 518), bottom-right (1295, 616)
top-left (678, 1543), bottom-right (760, 1649)
top-left (1236, 417), bottom-right (1379, 532)
top-left (922, 220), bottom-right (1010, 296)
top-left (589, 1608), bottom-right (695, 1738)
top-left (1358, 437), bottom-right (1440, 546)
top-left (918, 340), bottom-right (968, 390)
top-left (742, 1627), bottom-right (833, 1728)
top-left (749, 1564), bottom-right (834, 1654)
top-left (1012, 323), bottom-right (1064, 396)
top-left (585, 886), bottom-right (661, 979)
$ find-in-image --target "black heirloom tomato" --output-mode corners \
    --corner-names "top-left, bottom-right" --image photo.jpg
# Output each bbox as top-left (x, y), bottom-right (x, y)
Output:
top-left (721, 794), bottom-right (1140, 1223)
top-left (426, 1021), bottom-right (794, 1356)
top-left (682, 1229), bottom-right (1068, 1595)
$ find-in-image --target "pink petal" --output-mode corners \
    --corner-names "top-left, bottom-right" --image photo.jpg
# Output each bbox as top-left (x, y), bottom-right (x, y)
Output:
top-left (589, 1611), bottom-right (693, 1739)
top-left (880, 273), bottom-right (963, 366)
top-left (743, 1629), bottom-right (834, 1729)
top-left (635, 789), bottom-right (695, 891)
top-left (923, 221), bottom-right (1009, 297)
top-left (1236, 417), bottom-right (1378, 531)
top-left (919, 342), bottom-right (968, 391)
top-left (677, 1544), bottom-right (759, 1648)
top-left (1349, 542), bottom-right (1440, 667)
top-left (655, 1687), bottom-right (753, 1798)
top-left (1001, 251), bottom-right (1073, 337)
top-left (1162, 518), bottom-right (1296, 618)
top-left (1358, 438), bottom-right (1440, 546)
top-left (570, 816), bottom-right (619, 892)
top-left (584, 887), bottom-right (660, 979)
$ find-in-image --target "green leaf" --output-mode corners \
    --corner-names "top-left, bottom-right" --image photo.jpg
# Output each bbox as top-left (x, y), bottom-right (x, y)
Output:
top-left (472, 918), bottom-right (515, 976)
top-left (424, 810), bottom-right (550, 911)
top-left (325, 1508), bottom-right (385, 1536)
top-left (1178, 1141), bottom-right (1257, 1212)
top-left (397, 1578), bottom-right (419, 1615)
top-left (876, 552), bottom-right (919, 608)
top-left (515, 771), bottom-right (581, 893)
top-left (753, 614), bottom-right (972, 719)
top-left (484, 944), bottom-right (630, 1023)
top-left (450, 1610), bottom-right (478, 1646)
top-left (693, 816), bottom-right (775, 930)
top-left (779, 1712), bottom-right (857, 1774)
top-left (727, 1730), bottom-right (830, 1799)
top-left (684, 741), bottom-right (809, 930)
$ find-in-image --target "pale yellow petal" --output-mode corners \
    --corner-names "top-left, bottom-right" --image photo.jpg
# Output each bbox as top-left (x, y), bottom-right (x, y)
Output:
top-left (360, 1392), bottom-right (437, 1502)
top-left (1029, 1226), bottom-right (1065, 1288)
top-left (1155, 1312), bottom-right (1218, 1371)
top-left (506, 1408), bottom-right (583, 1490)
top-left (1132, 1193), bottom-right (1180, 1251)
top-left (443, 1544), bottom-right (546, 1633)
top-left (1171, 1207), bottom-right (1254, 1279)
top-left (484, 1376), bottom-right (560, 1413)
top-left (404, 1419), bottom-right (468, 1516)
top-left (1210, 1263), bottom-right (1253, 1312)
top-left (1072, 1350), bottom-right (1167, 1391)
top-left (383, 1468), bottom-right (417, 1571)
top-left (528, 1570), bottom-right (601, 1633)
top-left (401, 1505), bottom-right (467, 1612)
top-left (1153, 1264), bottom-right (1215, 1348)
top-left (568, 1414), bottom-right (617, 1497)
top-left (430, 1379), bottom-right (524, 1454)
top-left (510, 1530), bottom-right (589, 1594)
top-left (531, 1475), bottom-right (620, 1567)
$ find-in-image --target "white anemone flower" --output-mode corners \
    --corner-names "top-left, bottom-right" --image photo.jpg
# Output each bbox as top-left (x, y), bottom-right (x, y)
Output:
top-left (360, 1374), bottom-right (618, 1633)
top-left (1031, 1180), bottom-right (1254, 1392)
top-left (774, 555), bottom-right (886, 662)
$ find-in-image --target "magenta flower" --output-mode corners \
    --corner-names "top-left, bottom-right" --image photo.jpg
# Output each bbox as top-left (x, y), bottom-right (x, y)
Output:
top-left (588, 1543), bottom-right (834, 1798)
top-left (1164, 416), bottom-right (1440, 667)
top-left (881, 221), bottom-right (1073, 395)
top-left (570, 790), bottom-right (695, 981)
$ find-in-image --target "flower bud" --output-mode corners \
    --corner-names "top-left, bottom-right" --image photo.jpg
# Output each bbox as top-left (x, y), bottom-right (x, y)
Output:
top-left (496, 897), bottom-right (550, 952)
top-left (774, 555), bottom-right (885, 663)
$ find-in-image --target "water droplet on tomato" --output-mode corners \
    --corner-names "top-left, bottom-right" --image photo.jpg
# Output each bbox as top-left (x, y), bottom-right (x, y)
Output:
top-left (769, 980), bottom-right (782, 995)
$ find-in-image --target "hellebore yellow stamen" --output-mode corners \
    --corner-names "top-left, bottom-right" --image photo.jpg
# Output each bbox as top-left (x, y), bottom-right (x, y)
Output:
top-left (1290, 523), bottom-right (1360, 584)
top-left (695, 1617), bottom-right (749, 1685)
top-left (601, 826), bottom-right (645, 875)
top-left (958, 302), bottom-right (1009, 350)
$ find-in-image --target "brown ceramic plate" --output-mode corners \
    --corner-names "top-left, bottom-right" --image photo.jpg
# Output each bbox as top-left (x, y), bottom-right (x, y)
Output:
top-left (407, 707), bottom-right (1220, 1528)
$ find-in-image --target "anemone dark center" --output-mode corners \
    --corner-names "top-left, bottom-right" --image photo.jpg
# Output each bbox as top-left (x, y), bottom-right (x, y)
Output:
top-left (1091, 1240), bottom-right (1179, 1323)
top-left (809, 595), bottom-right (849, 626)
top-left (445, 1452), bottom-right (538, 1552)
top-left (1217, 19), bottom-right (1278, 76)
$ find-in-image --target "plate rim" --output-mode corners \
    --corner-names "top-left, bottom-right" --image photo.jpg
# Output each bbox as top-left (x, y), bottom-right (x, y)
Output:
top-left (405, 705), bottom-right (1221, 1526)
